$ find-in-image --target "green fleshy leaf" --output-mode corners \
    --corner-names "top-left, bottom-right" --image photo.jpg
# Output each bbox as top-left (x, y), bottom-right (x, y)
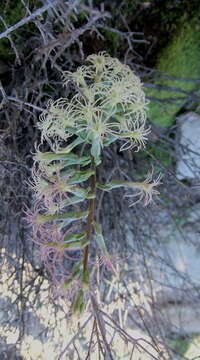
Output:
top-left (91, 140), bottom-right (101, 165)
top-left (103, 135), bottom-right (117, 146)
top-left (46, 237), bottom-right (89, 250)
top-left (63, 232), bottom-right (85, 242)
top-left (59, 167), bottom-right (76, 178)
top-left (60, 137), bottom-right (84, 153)
top-left (61, 239), bottom-right (89, 250)
top-left (76, 130), bottom-right (89, 142)
top-left (67, 169), bottom-right (95, 185)
top-left (61, 263), bottom-right (84, 290)
top-left (61, 261), bottom-right (83, 289)
top-left (52, 164), bottom-right (92, 181)
top-left (61, 195), bottom-right (87, 206)
top-left (67, 186), bottom-right (90, 198)
top-left (86, 192), bottom-right (96, 199)
top-left (62, 278), bottom-right (73, 289)
top-left (72, 289), bottom-right (85, 313)
top-left (97, 180), bottom-right (133, 191)
top-left (82, 268), bottom-right (90, 287)
top-left (36, 151), bottom-right (91, 167)
top-left (58, 191), bottom-right (95, 208)
top-left (37, 152), bottom-right (79, 162)
top-left (72, 260), bottom-right (83, 277)
top-left (96, 183), bottom-right (113, 191)
top-left (42, 161), bottom-right (69, 175)
top-left (94, 222), bottom-right (107, 252)
top-left (37, 210), bottom-right (88, 224)
top-left (47, 167), bottom-right (76, 183)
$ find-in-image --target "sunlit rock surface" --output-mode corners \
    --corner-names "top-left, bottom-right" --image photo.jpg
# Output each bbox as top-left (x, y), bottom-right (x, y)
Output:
top-left (176, 112), bottom-right (200, 180)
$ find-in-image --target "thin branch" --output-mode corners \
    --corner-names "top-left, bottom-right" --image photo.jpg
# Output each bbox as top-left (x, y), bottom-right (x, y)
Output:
top-left (90, 294), bottom-right (114, 360)
top-left (101, 311), bottom-right (159, 360)
top-left (6, 96), bottom-right (45, 112)
top-left (58, 314), bottom-right (93, 360)
top-left (153, 73), bottom-right (200, 83)
top-left (95, 24), bottom-right (149, 44)
top-left (50, 10), bottom-right (111, 63)
top-left (0, 16), bottom-right (21, 64)
top-left (144, 82), bottom-right (196, 95)
top-left (0, 0), bottom-right (60, 40)
top-left (0, 80), bottom-right (7, 100)
top-left (134, 64), bottom-right (200, 83)
top-left (147, 95), bottom-right (196, 104)
top-left (85, 318), bottom-right (96, 360)
top-left (0, 83), bottom-right (44, 112)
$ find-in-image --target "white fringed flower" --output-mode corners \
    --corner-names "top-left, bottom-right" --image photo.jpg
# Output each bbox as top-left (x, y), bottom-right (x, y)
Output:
top-left (119, 121), bottom-right (151, 151)
top-left (125, 172), bottom-right (162, 206)
top-left (38, 99), bottom-right (75, 147)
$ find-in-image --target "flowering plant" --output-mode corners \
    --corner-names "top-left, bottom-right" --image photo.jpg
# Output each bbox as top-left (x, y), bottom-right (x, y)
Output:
top-left (27, 52), bottom-right (161, 312)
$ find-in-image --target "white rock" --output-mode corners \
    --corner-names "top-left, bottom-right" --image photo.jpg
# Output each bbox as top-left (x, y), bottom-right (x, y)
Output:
top-left (176, 112), bottom-right (200, 180)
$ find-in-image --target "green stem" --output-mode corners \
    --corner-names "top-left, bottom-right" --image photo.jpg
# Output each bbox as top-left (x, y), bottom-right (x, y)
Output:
top-left (83, 158), bottom-right (96, 274)
top-left (97, 179), bottom-right (137, 190)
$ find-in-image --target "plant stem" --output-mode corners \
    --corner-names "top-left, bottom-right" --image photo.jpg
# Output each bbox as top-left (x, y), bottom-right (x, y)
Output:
top-left (83, 158), bottom-right (96, 273)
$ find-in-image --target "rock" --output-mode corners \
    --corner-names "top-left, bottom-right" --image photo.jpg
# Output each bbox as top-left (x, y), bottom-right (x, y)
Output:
top-left (162, 304), bottom-right (200, 334)
top-left (0, 343), bottom-right (22, 360)
top-left (176, 112), bottom-right (200, 180)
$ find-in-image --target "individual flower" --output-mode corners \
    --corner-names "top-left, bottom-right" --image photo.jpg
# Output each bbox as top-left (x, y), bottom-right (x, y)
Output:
top-left (29, 165), bottom-right (83, 214)
top-left (86, 52), bottom-right (134, 83)
top-left (97, 253), bottom-right (118, 275)
top-left (119, 121), bottom-right (151, 151)
top-left (76, 109), bottom-right (119, 146)
top-left (32, 224), bottom-right (70, 285)
top-left (32, 147), bottom-right (62, 171)
top-left (125, 171), bottom-right (162, 206)
top-left (24, 203), bottom-right (45, 235)
top-left (38, 99), bottom-right (75, 146)
top-left (124, 97), bottom-right (149, 124)
top-left (86, 51), bottom-right (118, 78)
top-left (100, 76), bottom-right (143, 112)
top-left (63, 65), bottom-right (89, 87)
top-left (72, 94), bottom-right (101, 124)
top-left (30, 168), bottom-right (63, 209)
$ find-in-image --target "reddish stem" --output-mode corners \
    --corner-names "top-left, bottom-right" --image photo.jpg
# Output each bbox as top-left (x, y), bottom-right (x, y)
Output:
top-left (83, 158), bottom-right (96, 273)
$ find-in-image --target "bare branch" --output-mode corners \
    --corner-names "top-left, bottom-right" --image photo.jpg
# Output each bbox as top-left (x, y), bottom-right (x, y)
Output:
top-left (144, 82), bottom-right (200, 96)
top-left (7, 96), bottom-right (45, 112)
top-left (58, 314), bottom-right (93, 360)
top-left (0, 0), bottom-right (60, 40)
top-left (95, 24), bottom-right (149, 44)
top-left (0, 83), bottom-right (45, 112)
top-left (90, 294), bottom-right (114, 360)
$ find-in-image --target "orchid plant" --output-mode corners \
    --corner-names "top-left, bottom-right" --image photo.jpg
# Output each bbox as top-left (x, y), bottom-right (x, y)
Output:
top-left (27, 52), bottom-right (161, 312)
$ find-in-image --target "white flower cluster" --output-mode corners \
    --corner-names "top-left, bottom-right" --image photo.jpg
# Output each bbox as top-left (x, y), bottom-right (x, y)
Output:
top-left (39, 52), bottom-right (150, 163)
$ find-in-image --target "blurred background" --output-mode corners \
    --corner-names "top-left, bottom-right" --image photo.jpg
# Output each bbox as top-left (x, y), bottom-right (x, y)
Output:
top-left (0, 0), bottom-right (200, 359)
